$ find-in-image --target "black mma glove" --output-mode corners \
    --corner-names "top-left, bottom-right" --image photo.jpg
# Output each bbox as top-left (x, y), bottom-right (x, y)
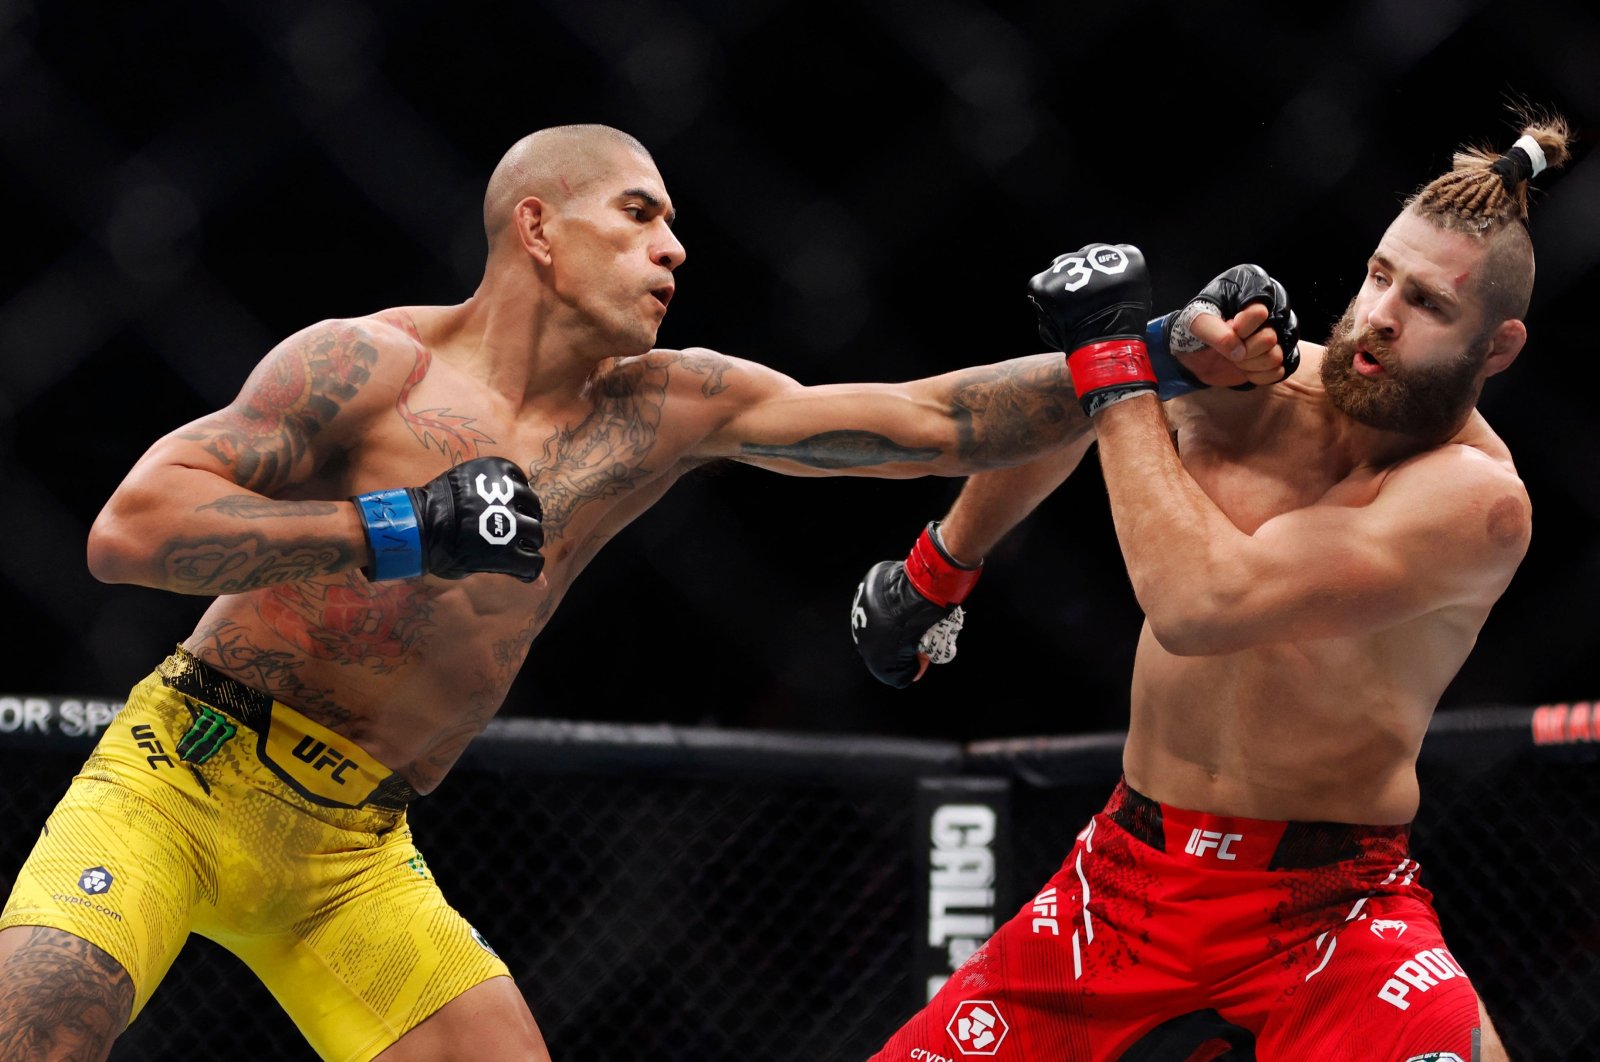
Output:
top-left (1027, 243), bottom-right (1155, 416)
top-left (1144, 263), bottom-right (1301, 399)
top-left (851, 522), bottom-right (981, 689)
top-left (352, 455), bottom-right (545, 582)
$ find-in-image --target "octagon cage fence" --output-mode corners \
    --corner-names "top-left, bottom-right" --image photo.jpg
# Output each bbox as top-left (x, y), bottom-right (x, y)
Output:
top-left (1, 694), bottom-right (1596, 1060)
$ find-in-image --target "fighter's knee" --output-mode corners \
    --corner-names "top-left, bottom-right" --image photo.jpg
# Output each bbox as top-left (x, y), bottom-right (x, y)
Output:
top-left (0, 925), bottom-right (134, 1060)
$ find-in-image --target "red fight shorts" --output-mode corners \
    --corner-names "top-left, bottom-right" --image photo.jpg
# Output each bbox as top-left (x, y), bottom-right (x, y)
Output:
top-left (870, 778), bottom-right (1487, 1061)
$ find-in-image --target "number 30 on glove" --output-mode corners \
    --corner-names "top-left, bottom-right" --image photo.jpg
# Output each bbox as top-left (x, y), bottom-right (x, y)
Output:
top-left (352, 455), bottom-right (546, 583)
top-left (1028, 243), bottom-right (1157, 416)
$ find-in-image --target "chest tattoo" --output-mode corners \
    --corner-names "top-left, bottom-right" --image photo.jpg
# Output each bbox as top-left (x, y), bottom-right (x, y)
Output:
top-left (394, 320), bottom-right (495, 463)
top-left (532, 362), bottom-right (671, 541)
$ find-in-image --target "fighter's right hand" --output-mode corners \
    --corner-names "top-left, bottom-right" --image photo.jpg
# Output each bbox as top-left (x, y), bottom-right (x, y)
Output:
top-left (1027, 243), bottom-right (1156, 417)
top-left (352, 455), bottom-right (545, 582)
top-left (851, 522), bottom-right (982, 688)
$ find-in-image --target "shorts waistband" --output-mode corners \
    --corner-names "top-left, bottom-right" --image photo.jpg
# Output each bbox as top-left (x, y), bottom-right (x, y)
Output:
top-left (157, 646), bottom-right (419, 811)
top-left (1106, 778), bottom-right (1410, 871)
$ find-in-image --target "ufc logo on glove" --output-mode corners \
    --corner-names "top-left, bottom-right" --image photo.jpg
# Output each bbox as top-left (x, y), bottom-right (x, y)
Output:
top-left (474, 472), bottom-right (519, 545)
top-left (353, 455), bottom-right (546, 583)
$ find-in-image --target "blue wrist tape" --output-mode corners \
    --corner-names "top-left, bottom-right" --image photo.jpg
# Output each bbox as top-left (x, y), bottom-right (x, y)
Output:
top-left (353, 488), bottom-right (424, 581)
top-left (1145, 314), bottom-right (1208, 401)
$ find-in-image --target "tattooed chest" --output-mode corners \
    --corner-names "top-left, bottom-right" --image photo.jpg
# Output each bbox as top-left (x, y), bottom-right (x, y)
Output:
top-left (527, 408), bottom-right (665, 543)
top-left (388, 341), bottom-right (677, 547)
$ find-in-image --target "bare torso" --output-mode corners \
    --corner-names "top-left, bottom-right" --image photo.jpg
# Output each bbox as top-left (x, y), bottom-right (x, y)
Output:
top-left (181, 305), bottom-right (733, 792)
top-left (152, 299), bottom-right (1079, 793)
top-left (1122, 344), bottom-right (1526, 824)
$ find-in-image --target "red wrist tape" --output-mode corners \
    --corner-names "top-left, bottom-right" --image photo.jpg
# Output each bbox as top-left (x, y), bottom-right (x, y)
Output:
top-left (1066, 338), bottom-right (1156, 396)
top-left (904, 524), bottom-right (982, 608)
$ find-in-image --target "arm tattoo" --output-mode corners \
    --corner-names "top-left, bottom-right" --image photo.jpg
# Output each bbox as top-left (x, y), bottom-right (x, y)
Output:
top-left (163, 534), bottom-right (354, 593)
top-left (730, 357), bottom-right (1084, 472)
top-left (675, 349), bottom-right (732, 396)
top-left (197, 497), bottom-right (341, 519)
top-left (179, 324), bottom-right (378, 494)
top-left (740, 431), bottom-right (940, 469)
top-left (945, 356), bottom-right (1086, 466)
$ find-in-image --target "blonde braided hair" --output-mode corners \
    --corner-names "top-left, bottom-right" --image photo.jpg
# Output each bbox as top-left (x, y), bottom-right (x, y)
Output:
top-left (1405, 106), bottom-right (1572, 320)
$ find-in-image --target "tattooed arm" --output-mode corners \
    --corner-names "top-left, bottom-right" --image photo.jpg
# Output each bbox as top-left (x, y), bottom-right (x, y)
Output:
top-left (86, 318), bottom-right (400, 595)
top-left (684, 348), bottom-right (1090, 478)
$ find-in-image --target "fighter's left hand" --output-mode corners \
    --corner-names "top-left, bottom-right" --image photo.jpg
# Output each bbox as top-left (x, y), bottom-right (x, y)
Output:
top-left (1150, 262), bottom-right (1301, 395)
top-left (1179, 303), bottom-right (1294, 388)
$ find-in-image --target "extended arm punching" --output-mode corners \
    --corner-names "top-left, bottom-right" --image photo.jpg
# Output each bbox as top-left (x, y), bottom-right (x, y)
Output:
top-left (849, 257), bottom-right (1300, 687)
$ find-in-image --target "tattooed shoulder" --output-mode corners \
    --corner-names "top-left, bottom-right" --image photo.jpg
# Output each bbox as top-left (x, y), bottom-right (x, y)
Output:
top-left (616, 347), bottom-right (734, 399)
top-left (176, 318), bottom-right (395, 494)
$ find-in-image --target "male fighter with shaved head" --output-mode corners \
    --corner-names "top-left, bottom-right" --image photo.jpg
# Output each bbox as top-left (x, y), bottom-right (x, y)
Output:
top-left (857, 109), bottom-right (1569, 1060)
top-left (0, 124), bottom-right (1277, 1061)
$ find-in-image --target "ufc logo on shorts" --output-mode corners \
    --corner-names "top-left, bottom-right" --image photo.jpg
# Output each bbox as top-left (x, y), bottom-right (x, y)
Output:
top-left (1378, 947), bottom-right (1467, 1010)
top-left (475, 472), bottom-right (517, 545)
top-left (1183, 828), bottom-right (1243, 860)
top-left (1031, 885), bottom-right (1059, 935)
top-left (131, 723), bottom-right (174, 770)
top-left (291, 736), bottom-right (359, 784)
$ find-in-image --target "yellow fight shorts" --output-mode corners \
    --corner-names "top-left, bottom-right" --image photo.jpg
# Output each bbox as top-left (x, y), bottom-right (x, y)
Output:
top-left (0, 647), bottom-right (511, 1062)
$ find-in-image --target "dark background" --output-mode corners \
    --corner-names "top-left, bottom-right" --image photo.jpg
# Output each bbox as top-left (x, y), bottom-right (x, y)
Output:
top-left (5, 0), bottom-right (1599, 742)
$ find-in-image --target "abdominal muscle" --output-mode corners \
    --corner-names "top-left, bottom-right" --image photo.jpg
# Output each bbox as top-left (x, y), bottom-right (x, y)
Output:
top-left (1120, 625), bottom-right (1447, 825)
top-left (183, 570), bottom-right (555, 794)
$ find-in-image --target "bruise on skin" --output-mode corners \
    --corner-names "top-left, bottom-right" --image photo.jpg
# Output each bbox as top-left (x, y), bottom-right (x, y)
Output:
top-left (1486, 494), bottom-right (1529, 548)
top-left (1453, 270), bottom-right (1471, 288)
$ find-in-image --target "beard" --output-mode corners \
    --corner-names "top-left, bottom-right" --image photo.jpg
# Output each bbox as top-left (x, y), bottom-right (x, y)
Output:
top-left (1319, 299), bottom-right (1486, 442)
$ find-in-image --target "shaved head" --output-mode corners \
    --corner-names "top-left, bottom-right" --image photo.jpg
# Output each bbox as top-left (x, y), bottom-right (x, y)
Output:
top-left (482, 124), bottom-right (654, 250)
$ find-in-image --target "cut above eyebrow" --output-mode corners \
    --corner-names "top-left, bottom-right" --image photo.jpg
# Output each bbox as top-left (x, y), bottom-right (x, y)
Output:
top-left (1400, 272), bottom-right (1461, 309)
top-left (621, 188), bottom-right (676, 225)
top-left (1417, 279), bottom-right (1460, 307)
top-left (1373, 253), bottom-right (1459, 308)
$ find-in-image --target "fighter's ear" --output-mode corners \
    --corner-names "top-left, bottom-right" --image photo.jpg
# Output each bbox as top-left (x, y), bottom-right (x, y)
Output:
top-left (513, 196), bottom-right (552, 265)
top-left (1484, 318), bottom-right (1527, 378)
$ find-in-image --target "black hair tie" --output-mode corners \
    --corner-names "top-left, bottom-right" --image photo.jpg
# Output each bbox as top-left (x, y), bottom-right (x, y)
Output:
top-left (1489, 134), bottom-right (1547, 193)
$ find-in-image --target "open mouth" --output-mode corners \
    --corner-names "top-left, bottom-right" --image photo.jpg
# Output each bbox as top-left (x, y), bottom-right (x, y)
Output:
top-left (1354, 349), bottom-right (1386, 378)
top-left (650, 286), bottom-right (674, 310)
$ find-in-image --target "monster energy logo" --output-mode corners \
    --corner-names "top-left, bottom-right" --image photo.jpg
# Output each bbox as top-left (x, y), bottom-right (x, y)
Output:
top-left (177, 705), bottom-right (237, 764)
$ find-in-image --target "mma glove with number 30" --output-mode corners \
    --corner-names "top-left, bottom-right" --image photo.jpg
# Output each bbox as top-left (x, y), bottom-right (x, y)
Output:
top-left (851, 253), bottom-right (1302, 689)
top-left (1027, 242), bottom-right (1157, 416)
top-left (352, 455), bottom-right (545, 583)
top-left (850, 242), bottom-right (1151, 687)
